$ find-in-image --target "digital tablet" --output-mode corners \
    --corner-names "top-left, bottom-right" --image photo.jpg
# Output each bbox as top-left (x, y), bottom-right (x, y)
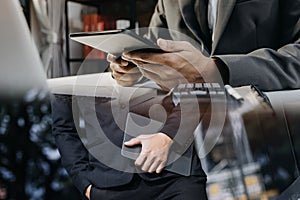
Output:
top-left (121, 112), bottom-right (164, 160)
top-left (70, 29), bottom-right (163, 56)
top-left (122, 113), bottom-right (193, 176)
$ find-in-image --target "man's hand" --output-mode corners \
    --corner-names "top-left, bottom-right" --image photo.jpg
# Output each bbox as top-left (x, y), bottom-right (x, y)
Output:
top-left (122, 39), bottom-right (221, 91)
top-left (107, 54), bottom-right (143, 87)
top-left (85, 184), bottom-right (92, 200)
top-left (124, 133), bottom-right (173, 173)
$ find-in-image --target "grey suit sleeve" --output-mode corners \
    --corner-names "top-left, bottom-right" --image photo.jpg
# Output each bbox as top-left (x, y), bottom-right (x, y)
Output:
top-left (218, 43), bottom-right (300, 91)
top-left (217, 2), bottom-right (300, 91)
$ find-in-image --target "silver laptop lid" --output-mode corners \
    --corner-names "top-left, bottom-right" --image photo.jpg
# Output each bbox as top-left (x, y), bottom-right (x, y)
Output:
top-left (0, 0), bottom-right (47, 99)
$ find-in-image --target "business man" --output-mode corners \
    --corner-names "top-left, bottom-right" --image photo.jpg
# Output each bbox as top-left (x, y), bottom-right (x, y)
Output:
top-left (52, 92), bottom-right (208, 200)
top-left (108, 0), bottom-right (300, 192)
top-left (107, 0), bottom-right (300, 197)
top-left (111, 0), bottom-right (300, 91)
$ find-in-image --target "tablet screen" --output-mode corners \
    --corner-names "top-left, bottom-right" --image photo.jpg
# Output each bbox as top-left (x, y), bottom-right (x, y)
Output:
top-left (70, 29), bottom-right (162, 56)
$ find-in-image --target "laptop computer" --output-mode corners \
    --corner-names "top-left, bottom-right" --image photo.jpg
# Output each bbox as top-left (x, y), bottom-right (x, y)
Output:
top-left (0, 0), bottom-right (47, 99)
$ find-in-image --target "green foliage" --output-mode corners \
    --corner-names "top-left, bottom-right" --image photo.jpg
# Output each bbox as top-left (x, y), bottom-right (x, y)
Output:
top-left (0, 91), bottom-right (80, 200)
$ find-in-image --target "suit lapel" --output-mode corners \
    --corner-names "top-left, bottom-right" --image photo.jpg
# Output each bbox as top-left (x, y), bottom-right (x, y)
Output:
top-left (178, 0), bottom-right (209, 53)
top-left (178, 0), bottom-right (236, 54)
top-left (194, 0), bottom-right (212, 50)
top-left (211, 0), bottom-right (236, 54)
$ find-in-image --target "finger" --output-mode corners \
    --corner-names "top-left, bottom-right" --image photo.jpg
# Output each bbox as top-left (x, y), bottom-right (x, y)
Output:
top-left (140, 155), bottom-right (155, 172)
top-left (107, 53), bottom-right (129, 66)
top-left (135, 153), bottom-right (146, 167)
top-left (148, 159), bottom-right (161, 173)
top-left (157, 38), bottom-right (192, 52)
top-left (121, 55), bottom-right (146, 67)
top-left (122, 51), bottom-right (168, 66)
top-left (156, 160), bottom-right (167, 173)
top-left (112, 71), bottom-right (142, 82)
top-left (111, 71), bottom-right (142, 87)
top-left (124, 138), bottom-right (141, 146)
top-left (110, 63), bottom-right (140, 74)
top-left (121, 54), bottom-right (137, 64)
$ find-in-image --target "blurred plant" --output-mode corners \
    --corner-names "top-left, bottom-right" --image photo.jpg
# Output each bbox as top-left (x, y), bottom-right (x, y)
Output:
top-left (0, 90), bottom-right (80, 200)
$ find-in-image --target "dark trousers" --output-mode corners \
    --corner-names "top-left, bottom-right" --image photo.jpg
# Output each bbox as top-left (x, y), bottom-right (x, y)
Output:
top-left (90, 174), bottom-right (208, 200)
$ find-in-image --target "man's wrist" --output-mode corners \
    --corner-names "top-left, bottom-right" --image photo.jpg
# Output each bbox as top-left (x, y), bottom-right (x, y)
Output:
top-left (157, 132), bottom-right (173, 143)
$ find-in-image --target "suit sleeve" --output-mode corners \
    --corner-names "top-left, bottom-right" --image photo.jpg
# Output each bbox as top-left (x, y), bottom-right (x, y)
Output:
top-left (217, 1), bottom-right (300, 91)
top-left (51, 94), bottom-right (91, 197)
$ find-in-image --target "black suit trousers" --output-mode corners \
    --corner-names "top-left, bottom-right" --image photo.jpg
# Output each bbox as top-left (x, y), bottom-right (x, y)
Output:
top-left (90, 174), bottom-right (208, 200)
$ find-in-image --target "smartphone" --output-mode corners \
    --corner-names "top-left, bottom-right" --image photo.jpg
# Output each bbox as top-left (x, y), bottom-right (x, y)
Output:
top-left (70, 29), bottom-right (163, 56)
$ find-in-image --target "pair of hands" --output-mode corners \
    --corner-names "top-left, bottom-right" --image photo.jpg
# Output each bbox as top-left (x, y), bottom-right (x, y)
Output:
top-left (108, 38), bottom-right (220, 91)
top-left (107, 38), bottom-right (221, 173)
top-left (108, 38), bottom-right (221, 171)
top-left (85, 39), bottom-right (220, 199)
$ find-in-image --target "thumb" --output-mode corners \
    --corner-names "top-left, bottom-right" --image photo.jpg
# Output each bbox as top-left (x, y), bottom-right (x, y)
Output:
top-left (157, 38), bottom-right (190, 52)
top-left (124, 137), bottom-right (141, 146)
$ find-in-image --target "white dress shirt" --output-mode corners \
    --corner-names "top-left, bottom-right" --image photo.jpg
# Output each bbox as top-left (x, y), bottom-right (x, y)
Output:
top-left (208, 0), bottom-right (219, 41)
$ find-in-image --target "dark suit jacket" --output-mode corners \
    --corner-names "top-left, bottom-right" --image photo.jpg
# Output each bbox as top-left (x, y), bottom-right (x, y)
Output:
top-left (147, 0), bottom-right (300, 91)
top-left (52, 94), bottom-right (205, 196)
